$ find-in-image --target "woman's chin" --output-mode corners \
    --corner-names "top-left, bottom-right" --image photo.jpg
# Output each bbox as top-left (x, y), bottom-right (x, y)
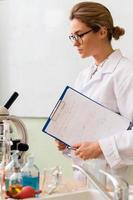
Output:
top-left (79, 54), bottom-right (88, 58)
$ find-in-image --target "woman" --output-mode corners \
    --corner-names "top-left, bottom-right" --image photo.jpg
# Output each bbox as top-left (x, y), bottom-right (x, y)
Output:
top-left (56, 1), bottom-right (133, 184)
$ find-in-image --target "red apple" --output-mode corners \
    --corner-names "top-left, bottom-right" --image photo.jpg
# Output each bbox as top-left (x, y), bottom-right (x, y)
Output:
top-left (6, 186), bottom-right (41, 199)
top-left (15, 186), bottom-right (41, 199)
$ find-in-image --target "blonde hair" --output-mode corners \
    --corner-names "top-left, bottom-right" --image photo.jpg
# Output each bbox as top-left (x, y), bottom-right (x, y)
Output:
top-left (70, 2), bottom-right (125, 41)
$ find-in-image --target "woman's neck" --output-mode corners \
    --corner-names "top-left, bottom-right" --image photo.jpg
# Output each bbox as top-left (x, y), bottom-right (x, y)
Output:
top-left (94, 46), bottom-right (114, 66)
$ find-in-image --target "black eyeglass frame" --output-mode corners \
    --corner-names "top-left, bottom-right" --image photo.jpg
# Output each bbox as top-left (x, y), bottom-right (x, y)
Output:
top-left (69, 29), bottom-right (93, 43)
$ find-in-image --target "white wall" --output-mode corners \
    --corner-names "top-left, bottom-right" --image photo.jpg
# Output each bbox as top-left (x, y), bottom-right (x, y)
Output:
top-left (0, 0), bottom-right (133, 117)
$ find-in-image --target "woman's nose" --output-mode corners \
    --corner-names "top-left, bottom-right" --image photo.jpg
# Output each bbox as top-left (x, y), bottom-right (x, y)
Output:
top-left (73, 40), bottom-right (80, 47)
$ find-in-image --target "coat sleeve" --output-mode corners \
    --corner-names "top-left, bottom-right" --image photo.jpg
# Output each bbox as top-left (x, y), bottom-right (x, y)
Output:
top-left (99, 130), bottom-right (133, 169)
top-left (99, 65), bottom-right (133, 169)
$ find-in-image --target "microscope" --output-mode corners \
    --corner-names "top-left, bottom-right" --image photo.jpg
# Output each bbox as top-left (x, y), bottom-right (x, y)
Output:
top-left (0, 92), bottom-right (29, 163)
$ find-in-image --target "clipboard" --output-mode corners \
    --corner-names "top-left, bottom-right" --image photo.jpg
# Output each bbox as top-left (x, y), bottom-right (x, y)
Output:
top-left (42, 86), bottom-right (132, 147)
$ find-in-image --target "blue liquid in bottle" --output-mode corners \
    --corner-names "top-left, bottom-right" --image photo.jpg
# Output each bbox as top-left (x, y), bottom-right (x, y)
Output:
top-left (22, 175), bottom-right (39, 190)
top-left (21, 156), bottom-right (40, 191)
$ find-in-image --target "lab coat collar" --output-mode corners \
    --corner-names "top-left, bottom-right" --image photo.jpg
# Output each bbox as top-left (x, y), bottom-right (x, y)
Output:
top-left (100, 49), bottom-right (123, 74)
top-left (89, 49), bottom-right (123, 82)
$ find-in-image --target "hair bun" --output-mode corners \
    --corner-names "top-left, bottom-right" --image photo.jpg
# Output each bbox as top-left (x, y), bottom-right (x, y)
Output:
top-left (112, 26), bottom-right (125, 40)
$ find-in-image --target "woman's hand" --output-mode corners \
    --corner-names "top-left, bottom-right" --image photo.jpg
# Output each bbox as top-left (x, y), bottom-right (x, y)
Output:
top-left (54, 139), bottom-right (66, 151)
top-left (73, 141), bottom-right (102, 160)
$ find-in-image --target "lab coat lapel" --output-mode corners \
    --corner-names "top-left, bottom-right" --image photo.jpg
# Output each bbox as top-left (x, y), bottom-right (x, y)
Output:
top-left (91, 49), bottom-right (123, 82)
top-left (101, 49), bottom-right (123, 74)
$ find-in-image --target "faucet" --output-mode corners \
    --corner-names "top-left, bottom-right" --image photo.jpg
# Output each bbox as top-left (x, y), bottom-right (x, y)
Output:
top-left (72, 164), bottom-right (128, 200)
top-left (100, 169), bottom-right (129, 200)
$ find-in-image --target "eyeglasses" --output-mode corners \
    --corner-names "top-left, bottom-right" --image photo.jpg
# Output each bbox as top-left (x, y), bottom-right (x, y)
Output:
top-left (69, 29), bottom-right (93, 44)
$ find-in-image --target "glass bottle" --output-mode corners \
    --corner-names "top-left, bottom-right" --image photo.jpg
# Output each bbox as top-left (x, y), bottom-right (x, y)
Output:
top-left (21, 156), bottom-right (40, 190)
top-left (5, 151), bottom-right (18, 190)
top-left (9, 167), bottom-right (22, 186)
top-left (9, 151), bottom-right (22, 187)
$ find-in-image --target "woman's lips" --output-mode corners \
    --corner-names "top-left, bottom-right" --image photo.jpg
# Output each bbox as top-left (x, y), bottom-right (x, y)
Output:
top-left (77, 49), bottom-right (83, 54)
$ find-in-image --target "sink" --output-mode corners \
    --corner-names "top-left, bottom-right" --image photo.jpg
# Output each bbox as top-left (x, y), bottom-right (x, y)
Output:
top-left (25, 185), bottom-right (133, 200)
top-left (34, 189), bottom-right (108, 200)
top-left (27, 188), bottom-right (133, 200)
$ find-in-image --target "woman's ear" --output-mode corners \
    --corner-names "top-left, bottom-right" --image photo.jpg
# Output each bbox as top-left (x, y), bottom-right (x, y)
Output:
top-left (99, 26), bottom-right (108, 39)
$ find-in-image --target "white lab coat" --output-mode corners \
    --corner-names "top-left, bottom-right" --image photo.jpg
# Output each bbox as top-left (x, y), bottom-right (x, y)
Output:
top-left (73, 49), bottom-right (133, 184)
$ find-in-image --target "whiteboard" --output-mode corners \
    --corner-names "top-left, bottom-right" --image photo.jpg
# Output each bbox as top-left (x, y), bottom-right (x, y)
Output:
top-left (0, 0), bottom-right (133, 117)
